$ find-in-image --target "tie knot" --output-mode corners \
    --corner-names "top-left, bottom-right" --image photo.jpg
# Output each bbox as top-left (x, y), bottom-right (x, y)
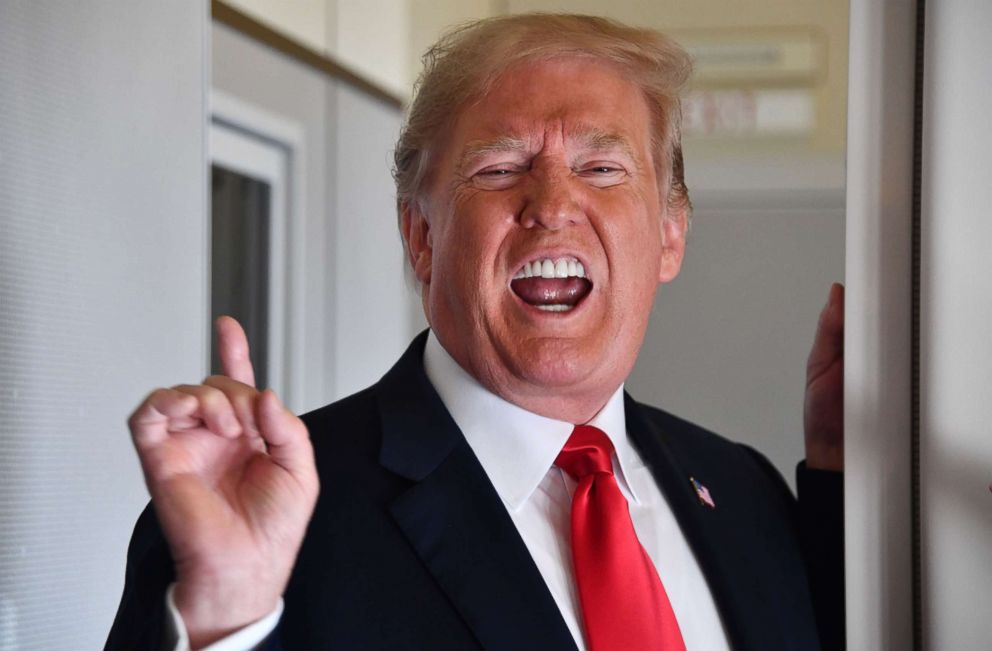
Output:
top-left (555, 425), bottom-right (615, 480)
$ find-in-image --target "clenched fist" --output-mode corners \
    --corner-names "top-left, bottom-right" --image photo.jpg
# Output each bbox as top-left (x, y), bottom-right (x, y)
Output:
top-left (128, 317), bottom-right (318, 648)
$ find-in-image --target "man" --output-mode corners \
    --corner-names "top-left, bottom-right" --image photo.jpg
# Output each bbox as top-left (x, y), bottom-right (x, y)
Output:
top-left (107, 14), bottom-right (843, 651)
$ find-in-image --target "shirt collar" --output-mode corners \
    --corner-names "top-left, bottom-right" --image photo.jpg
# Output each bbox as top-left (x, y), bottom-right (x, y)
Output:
top-left (422, 331), bottom-right (643, 511)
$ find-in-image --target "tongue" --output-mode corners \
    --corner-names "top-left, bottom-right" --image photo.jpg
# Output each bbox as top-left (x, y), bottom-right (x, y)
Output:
top-left (510, 277), bottom-right (592, 306)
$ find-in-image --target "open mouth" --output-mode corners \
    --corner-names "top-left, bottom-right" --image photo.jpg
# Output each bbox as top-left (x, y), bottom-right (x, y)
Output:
top-left (509, 256), bottom-right (593, 313)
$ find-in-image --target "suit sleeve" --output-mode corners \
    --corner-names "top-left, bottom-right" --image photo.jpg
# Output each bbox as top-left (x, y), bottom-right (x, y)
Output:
top-left (796, 463), bottom-right (845, 651)
top-left (738, 447), bottom-right (845, 650)
top-left (104, 503), bottom-right (176, 650)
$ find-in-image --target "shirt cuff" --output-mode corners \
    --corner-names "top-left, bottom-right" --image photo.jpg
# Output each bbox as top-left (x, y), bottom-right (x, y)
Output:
top-left (163, 583), bottom-right (283, 651)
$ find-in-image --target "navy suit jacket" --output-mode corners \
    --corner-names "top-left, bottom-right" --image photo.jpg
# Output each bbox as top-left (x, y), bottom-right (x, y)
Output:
top-left (106, 331), bottom-right (843, 650)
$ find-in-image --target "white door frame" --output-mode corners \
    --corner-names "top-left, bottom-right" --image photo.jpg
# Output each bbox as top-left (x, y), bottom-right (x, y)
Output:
top-left (208, 90), bottom-right (307, 413)
top-left (844, 0), bottom-right (918, 648)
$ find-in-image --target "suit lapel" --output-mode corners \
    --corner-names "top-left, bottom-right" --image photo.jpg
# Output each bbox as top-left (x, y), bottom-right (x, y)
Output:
top-left (376, 333), bottom-right (578, 651)
top-left (625, 393), bottom-right (777, 651)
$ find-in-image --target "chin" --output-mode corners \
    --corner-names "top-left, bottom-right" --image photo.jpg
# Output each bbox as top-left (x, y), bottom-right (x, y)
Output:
top-left (502, 336), bottom-right (616, 392)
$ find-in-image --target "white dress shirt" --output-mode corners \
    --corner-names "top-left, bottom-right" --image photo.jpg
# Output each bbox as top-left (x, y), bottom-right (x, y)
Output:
top-left (165, 332), bottom-right (731, 650)
top-left (423, 333), bottom-right (730, 651)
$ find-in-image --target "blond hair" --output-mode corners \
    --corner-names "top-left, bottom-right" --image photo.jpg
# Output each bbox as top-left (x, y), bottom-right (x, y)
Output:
top-left (393, 13), bottom-right (693, 220)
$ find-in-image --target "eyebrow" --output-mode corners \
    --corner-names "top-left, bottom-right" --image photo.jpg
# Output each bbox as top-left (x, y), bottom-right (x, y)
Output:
top-left (457, 136), bottom-right (529, 171)
top-left (455, 128), bottom-right (639, 172)
top-left (571, 128), bottom-right (638, 160)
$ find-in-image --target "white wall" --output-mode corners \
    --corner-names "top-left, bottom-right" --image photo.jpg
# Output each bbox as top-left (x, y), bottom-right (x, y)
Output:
top-left (920, 1), bottom-right (992, 648)
top-left (332, 84), bottom-right (421, 397)
top-left (629, 183), bottom-right (844, 488)
top-left (0, 2), bottom-right (206, 648)
top-left (331, 0), bottom-right (410, 99)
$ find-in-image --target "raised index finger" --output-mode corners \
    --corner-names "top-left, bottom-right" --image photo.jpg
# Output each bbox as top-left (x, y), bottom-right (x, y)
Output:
top-left (216, 315), bottom-right (256, 387)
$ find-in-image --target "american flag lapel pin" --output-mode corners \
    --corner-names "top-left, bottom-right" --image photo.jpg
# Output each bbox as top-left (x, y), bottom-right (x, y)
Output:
top-left (690, 477), bottom-right (716, 508)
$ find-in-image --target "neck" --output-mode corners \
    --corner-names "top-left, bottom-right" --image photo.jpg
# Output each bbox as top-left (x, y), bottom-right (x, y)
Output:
top-left (424, 331), bottom-right (620, 425)
top-left (483, 385), bottom-right (615, 424)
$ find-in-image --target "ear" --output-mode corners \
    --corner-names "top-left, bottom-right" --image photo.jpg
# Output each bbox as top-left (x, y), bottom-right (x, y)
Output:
top-left (400, 200), bottom-right (433, 285)
top-left (657, 203), bottom-right (687, 284)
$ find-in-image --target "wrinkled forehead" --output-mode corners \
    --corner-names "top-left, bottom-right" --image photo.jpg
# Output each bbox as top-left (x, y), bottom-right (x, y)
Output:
top-left (448, 60), bottom-right (654, 153)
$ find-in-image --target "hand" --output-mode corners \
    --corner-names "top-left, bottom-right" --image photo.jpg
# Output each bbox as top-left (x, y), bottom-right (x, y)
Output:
top-left (128, 317), bottom-right (319, 649)
top-left (804, 283), bottom-right (844, 472)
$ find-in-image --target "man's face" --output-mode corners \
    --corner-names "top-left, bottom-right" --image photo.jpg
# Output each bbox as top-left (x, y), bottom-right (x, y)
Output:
top-left (403, 58), bottom-right (686, 421)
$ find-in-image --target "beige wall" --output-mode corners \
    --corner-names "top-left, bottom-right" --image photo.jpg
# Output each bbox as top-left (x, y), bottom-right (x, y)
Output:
top-left (407, 0), bottom-right (495, 88)
top-left (223, 1), bottom-right (848, 158)
top-left (408, 0), bottom-right (848, 158)
top-left (223, 0), bottom-right (410, 97)
top-left (224, 0), bottom-right (329, 52)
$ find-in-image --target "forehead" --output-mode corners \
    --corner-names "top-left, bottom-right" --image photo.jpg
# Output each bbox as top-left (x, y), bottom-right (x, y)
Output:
top-left (448, 58), bottom-right (654, 154)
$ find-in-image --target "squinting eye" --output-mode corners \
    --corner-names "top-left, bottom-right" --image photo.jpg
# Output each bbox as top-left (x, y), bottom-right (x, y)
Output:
top-left (472, 166), bottom-right (521, 189)
top-left (577, 164), bottom-right (627, 186)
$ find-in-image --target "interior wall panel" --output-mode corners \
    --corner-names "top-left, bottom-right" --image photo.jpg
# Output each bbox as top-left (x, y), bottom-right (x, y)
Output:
top-left (920, 1), bottom-right (992, 648)
top-left (0, 2), bottom-right (206, 648)
top-left (332, 84), bottom-right (420, 399)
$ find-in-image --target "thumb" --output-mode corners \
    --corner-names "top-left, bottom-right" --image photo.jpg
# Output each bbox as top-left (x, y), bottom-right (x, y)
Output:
top-left (256, 389), bottom-right (315, 481)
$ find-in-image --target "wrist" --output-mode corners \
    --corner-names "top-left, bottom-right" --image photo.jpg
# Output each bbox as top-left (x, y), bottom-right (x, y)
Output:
top-left (173, 572), bottom-right (281, 649)
top-left (804, 441), bottom-right (843, 472)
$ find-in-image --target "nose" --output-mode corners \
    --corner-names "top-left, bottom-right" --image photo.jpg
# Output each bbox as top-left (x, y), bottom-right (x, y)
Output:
top-left (519, 170), bottom-right (583, 231)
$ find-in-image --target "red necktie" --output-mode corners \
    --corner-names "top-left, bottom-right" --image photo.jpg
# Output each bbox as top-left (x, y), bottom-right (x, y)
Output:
top-left (556, 425), bottom-right (686, 651)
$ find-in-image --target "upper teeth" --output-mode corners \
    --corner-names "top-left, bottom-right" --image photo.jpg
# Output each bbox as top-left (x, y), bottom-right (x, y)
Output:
top-left (513, 257), bottom-right (586, 280)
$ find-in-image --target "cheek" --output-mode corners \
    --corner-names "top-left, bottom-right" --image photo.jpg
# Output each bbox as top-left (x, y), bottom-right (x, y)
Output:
top-left (432, 226), bottom-right (504, 312)
top-left (449, 199), bottom-right (517, 274)
top-left (601, 206), bottom-right (663, 258)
